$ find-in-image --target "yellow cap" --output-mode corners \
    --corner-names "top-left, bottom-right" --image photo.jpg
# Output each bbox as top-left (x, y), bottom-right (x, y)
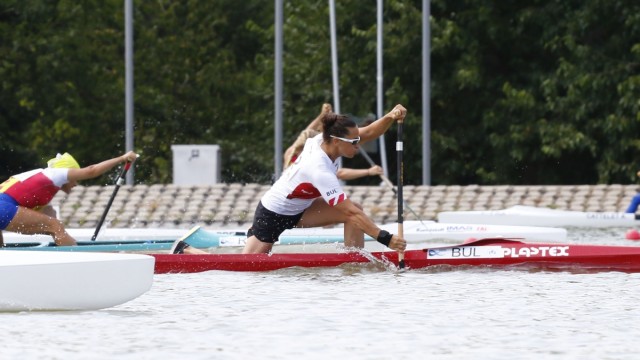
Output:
top-left (47, 153), bottom-right (80, 169)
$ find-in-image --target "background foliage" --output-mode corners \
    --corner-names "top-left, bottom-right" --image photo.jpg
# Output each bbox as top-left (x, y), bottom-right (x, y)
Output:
top-left (1, 0), bottom-right (639, 186)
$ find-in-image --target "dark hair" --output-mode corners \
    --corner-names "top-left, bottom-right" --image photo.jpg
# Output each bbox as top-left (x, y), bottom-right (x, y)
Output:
top-left (321, 112), bottom-right (357, 142)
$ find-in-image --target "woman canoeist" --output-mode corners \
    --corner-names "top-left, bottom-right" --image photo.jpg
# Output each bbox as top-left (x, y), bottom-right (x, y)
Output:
top-left (243, 104), bottom-right (408, 253)
top-left (172, 105), bottom-right (407, 255)
top-left (0, 151), bottom-right (138, 246)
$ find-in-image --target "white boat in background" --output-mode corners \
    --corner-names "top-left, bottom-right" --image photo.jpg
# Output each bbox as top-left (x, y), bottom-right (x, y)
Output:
top-left (270, 220), bottom-right (567, 243)
top-left (2, 220), bottom-right (567, 252)
top-left (374, 221), bottom-right (566, 242)
top-left (3, 228), bottom-right (186, 244)
top-left (0, 251), bottom-right (154, 312)
top-left (182, 220), bottom-right (566, 253)
top-left (438, 205), bottom-right (640, 228)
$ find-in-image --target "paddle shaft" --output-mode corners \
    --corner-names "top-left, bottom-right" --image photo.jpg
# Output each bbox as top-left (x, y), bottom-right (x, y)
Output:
top-left (396, 118), bottom-right (405, 269)
top-left (358, 148), bottom-right (427, 226)
top-left (91, 161), bottom-right (134, 241)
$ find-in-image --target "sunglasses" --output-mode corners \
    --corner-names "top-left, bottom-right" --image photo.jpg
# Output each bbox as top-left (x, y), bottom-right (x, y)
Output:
top-left (330, 135), bottom-right (361, 145)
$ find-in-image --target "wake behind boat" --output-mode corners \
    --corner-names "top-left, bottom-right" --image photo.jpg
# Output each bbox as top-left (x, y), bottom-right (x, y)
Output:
top-left (152, 238), bottom-right (640, 274)
top-left (0, 251), bottom-right (154, 311)
top-left (437, 205), bottom-right (640, 228)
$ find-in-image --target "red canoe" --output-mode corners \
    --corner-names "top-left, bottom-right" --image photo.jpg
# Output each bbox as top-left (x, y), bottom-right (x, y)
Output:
top-left (151, 238), bottom-right (640, 274)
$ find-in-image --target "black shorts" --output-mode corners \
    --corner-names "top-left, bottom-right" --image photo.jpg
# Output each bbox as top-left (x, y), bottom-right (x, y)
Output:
top-left (247, 201), bottom-right (304, 244)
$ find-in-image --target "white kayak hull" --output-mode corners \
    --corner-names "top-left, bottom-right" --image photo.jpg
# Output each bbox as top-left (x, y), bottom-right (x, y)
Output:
top-left (0, 251), bottom-right (154, 312)
top-left (376, 221), bottom-right (566, 242)
top-left (438, 205), bottom-right (639, 228)
top-left (238, 220), bottom-right (566, 243)
top-left (257, 221), bottom-right (567, 243)
top-left (184, 221), bottom-right (566, 250)
top-left (180, 220), bottom-right (566, 254)
top-left (3, 220), bottom-right (567, 254)
top-left (3, 228), bottom-right (186, 244)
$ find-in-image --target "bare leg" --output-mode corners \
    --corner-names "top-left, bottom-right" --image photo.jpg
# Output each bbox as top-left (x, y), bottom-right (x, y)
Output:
top-left (242, 236), bottom-right (274, 254)
top-left (184, 246), bottom-right (208, 254)
top-left (5, 207), bottom-right (76, 246)
top-left (297, 198), bottom-right (366, 248)
top-left (241, 197), bottom-right (367, 254)
top-left (39, 204), bottom-right (58, 218)
top-left (343, 221), bottom-right (365, 248)
top-left (170, 236), bottom-right (209, 254)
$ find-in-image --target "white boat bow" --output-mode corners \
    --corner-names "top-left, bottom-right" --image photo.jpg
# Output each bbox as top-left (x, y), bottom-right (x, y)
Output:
top-left (0, 251), bottom-right (154, 312)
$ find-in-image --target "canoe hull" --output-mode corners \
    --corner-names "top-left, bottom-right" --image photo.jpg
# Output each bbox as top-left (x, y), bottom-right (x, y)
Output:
top-left (151, 239), bottom-right (640, 274)
top-left (0, 251), bottom-right (155, 312)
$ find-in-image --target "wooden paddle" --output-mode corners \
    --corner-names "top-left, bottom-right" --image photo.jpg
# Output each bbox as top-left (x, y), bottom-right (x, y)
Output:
top-left (396, 111), bottom-right (405, 269)
top-left (91, 157), bottom-right (137, 241)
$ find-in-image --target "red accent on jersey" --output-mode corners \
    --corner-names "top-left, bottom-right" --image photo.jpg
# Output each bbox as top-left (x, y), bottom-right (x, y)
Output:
top-left (328, 193), bottom-right (346, 206)
top-left (287, 182), bottom-right (321, 200)
top-left (2, 172), bottom-right (60, 208)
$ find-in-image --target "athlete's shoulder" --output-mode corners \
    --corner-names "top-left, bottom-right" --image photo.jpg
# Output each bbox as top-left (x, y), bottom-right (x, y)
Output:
top-left (304, 134), bottom-right (323, 151)
top-left (42, 167), bottom-right (68, 177)
top-left (42, 167), bottom-right (69, 186)
top-left (11, 168), bottom-right (44, 180)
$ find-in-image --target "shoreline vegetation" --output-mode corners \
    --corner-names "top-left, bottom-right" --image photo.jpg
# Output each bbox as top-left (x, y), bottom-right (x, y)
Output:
top-left (2, 1), bottom-right (640, 186)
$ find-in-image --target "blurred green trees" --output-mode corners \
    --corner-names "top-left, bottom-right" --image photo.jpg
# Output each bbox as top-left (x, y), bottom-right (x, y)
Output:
top-left (1, 0), bottom-right (638, 185)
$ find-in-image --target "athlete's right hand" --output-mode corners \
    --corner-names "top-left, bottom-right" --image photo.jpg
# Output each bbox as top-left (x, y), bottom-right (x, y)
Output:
top-left (367, 165), bottom-right (383, 176)
top-left (121, 151), bottom-right (138, 163)
top-left (388, 104), bottom-right (407, 121)
top-left (389, 235), bottom-right (407, 251)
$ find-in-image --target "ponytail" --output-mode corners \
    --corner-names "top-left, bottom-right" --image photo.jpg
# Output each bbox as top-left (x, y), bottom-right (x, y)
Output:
top-left (321, 113), bottom-right (357, 142)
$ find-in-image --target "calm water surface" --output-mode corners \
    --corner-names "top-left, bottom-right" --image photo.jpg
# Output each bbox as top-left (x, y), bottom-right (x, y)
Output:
top-left (2, 228), bottom-right (640, 360)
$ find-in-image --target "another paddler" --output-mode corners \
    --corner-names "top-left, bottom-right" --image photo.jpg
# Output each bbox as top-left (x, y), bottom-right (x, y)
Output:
top-left (0, 151), bottom-right (138, 246)
top-left (284, 102), bottom-right (384, 180)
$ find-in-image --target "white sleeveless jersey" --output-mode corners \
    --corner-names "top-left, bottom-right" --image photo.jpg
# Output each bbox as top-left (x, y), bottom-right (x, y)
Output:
top-left (261, 134), bottom-right (347, 215)
top-left (0, 168), bottom-right (69, 208)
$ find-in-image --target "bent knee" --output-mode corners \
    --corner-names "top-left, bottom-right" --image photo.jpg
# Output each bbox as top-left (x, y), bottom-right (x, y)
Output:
top-left (44, 218), bottom-right (66, 233)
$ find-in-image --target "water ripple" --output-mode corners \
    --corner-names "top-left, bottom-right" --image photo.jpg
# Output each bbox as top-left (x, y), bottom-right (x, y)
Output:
top-left (2, 228), bottom-right (640, 359)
